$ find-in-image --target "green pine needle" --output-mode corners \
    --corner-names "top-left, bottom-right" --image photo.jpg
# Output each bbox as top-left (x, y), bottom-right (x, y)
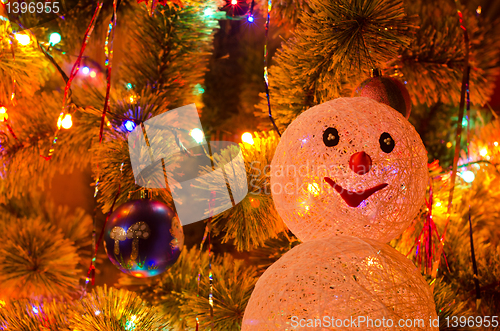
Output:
top-left (0, 216), bottom-right (80, 300)
top-left (69, 285), bottom-right (170, 331)
top-left (195, 131), bottom-right (288, 251)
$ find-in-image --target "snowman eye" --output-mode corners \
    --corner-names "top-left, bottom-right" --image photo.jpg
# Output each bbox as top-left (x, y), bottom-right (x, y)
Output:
top-left (323, 127), bottom-right (339, 147)
top-left (379, 132), bottom-right (395, 153)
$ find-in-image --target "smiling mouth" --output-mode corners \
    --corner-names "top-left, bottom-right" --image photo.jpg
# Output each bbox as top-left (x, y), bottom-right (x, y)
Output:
top-left (324, 177), bottom-right (388, 208)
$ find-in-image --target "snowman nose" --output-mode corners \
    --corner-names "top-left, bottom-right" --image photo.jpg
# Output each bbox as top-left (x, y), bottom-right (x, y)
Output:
top-left (349, 151), bottom-right (372, 175)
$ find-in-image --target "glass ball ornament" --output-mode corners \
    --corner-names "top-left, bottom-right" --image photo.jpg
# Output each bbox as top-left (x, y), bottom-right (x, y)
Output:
top-left (103, 199), bottom-right (184, 278)
top-left (270, 97), bottom-right (428, 243)
top-left (242, 236), bottom-right (438, 330)
top-left (353, 69), bottom-right (411, 119)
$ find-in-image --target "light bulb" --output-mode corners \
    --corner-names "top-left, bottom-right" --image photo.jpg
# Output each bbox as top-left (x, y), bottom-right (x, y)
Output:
top-left (461, 170), bottom-right (475, 183)
top-left (190, 128), bottom-right (204, 143)
top-left (124, 120), bottom-right (136, 132)
top-left (82, 67), bottom-right (90, 75)
top-left (59, 114), bottom-right (73, 129)
top-left (204, 8), bottom-right (214, 16)
top-left (14, 33), bottom-right (30, 45)
top-left (49, 32), bottom-right (61, 46)
top-left (0, 106), bottom-right (8, 122)
top-left (247, 15), bottom-right (254, 23)
top-left (479, 148), bottom-right (487, 157)
top-left (241, 132), bottom-right (254, 145)
top-left (89, 71), bottom-right (97, 78)
top-left (231, 0), bottom-right (237, 4)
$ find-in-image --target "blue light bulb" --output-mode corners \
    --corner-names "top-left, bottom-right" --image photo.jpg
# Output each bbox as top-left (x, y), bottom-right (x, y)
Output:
top-left (124, 120), bottom-right (136, 132)
top-left (247, 15), bottom-right (254, 23)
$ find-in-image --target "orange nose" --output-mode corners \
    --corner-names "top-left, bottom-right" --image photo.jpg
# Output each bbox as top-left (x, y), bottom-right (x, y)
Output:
top-left (349, 151), bottom-right (372, 175)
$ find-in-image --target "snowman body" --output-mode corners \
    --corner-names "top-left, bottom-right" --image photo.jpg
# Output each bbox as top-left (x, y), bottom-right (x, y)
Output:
top-left (242, 98), bottom-right (438, 330)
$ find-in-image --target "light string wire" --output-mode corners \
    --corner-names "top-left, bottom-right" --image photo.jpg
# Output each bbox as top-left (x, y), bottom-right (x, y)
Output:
top-left (465, 66), bottom-right (481, 304)
top-left (263, 0), bottom-right (280, 137)
top-left (432, 3), bottom-right (481, 304)
top-left (40, 1), bottom-right (104, 161)
top-left (84, 0), bottom-right (120, 290)
top-left (196, 191), bottom-right (216, 330)
top-left (431, 0), bottom-right (469, 279)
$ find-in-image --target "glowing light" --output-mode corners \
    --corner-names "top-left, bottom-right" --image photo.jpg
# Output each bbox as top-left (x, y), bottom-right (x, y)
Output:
top-left (446, 142), bottom-right (452, 148)
top-left (125, 316), bottom-right (136, 331)
top-left (95, 310), bottom-right (101, 316)
top-left (32, 306), bottom-right (39, 314)
top-left (0, 300), bottom-right (5, 308)
top-left (126, 83), bottom-right (133, 89)
top-left (57, 113), bottom-right (73, 129)
top-left (49, 32), bottom-right (61, 46)
top-left (107, 120), bottom-right (111, 127)
top-left (81, 66), bottom-right (90, 75)
top-left (495, 141), bottom-right (498, 147)
top-left (129, 95), bottom-right (136, 103)
top-left (479, 148), bottom-right (488, 157)
top-left (476, 6), bottom-right (481, 14)
top-left (134, 273), bottom-right (143, 278)
top-left (461, 170), bottom-right (475, 183)
top-left (231, 0), bottom-right (237, 4)
top-left (241, 132), bottom-right (254, 145)
top-left (204, 8), bottom-right (214, 16)
top-left (435, 201), bottom-right (442, 207)
top-left (308, 183), bottom-right (320, 197)
top-left (89, 71), bottom-right (97, 78)
top-left (124, 120), bottom-right (136, 132)
top-left (193, 83), bottom-right (205, 95)
top-left (462, 117), bottom-right (468, 127)
top-left (14, 33), bottom-right (30, 45)
top-left (190, 128), bottom-right (204, 143)
top-left (247, 14), bottom-right (254, 23)
top-left (0, 106), bottom-right (8, 122)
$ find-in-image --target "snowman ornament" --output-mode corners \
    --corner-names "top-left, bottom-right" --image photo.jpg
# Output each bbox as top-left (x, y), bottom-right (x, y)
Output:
top-left (242, 97), bottom-right (438, 330)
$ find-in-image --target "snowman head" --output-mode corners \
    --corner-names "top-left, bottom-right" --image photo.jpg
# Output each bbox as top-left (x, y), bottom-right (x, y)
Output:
top-left (270, 97), bottom-right (428, 243)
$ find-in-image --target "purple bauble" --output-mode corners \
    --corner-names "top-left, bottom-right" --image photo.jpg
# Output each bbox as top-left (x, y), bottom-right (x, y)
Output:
top-left (104, 199), bottom-right (184, 278)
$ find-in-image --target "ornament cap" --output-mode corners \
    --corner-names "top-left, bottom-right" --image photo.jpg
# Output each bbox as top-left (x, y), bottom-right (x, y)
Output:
top-left (370, 68), bottom-right (381, 77)
top-left (140, 188), bottom-right (153, 200)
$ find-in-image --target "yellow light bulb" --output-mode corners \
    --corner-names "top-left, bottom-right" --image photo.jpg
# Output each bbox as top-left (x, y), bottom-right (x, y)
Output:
top-left (241, 132), bottom-right (254, 145)
top-left (14, 33), bottom-right (30, 46)
top-left (480, 148), bottom-right (488, 157)
top-left (58, 114), bottom-right (73, 129)
top-left (495, 142), bottom-right (499, 147)
top-left (90, 71), bottom-right (97, 78)
top-left (0, 106), bottom-right (8, 122)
